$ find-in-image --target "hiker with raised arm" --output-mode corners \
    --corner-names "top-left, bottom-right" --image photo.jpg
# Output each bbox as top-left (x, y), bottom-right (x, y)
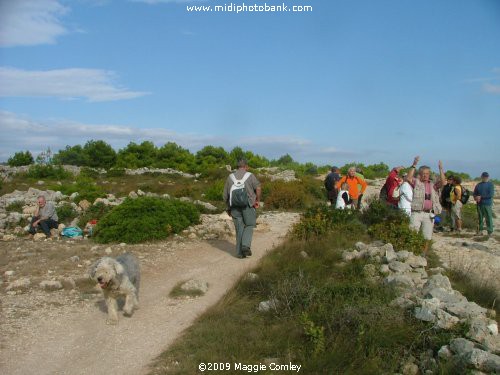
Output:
top-left (406, 157), bottom-right (446, 256)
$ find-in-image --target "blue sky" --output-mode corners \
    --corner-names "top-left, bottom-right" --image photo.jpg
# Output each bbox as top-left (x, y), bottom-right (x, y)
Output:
top-left (0, 0), bottom-right (499, 177)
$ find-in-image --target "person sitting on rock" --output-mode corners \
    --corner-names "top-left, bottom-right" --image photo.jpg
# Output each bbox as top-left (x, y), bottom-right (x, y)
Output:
top-left (29, 195), bottom-right (59, 237)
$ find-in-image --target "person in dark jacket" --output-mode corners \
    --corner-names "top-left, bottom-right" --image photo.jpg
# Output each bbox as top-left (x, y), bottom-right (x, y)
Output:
top-left (324, 166), bottom-right (341, 206)
top-left (473, 172), bottom-right (495, 235)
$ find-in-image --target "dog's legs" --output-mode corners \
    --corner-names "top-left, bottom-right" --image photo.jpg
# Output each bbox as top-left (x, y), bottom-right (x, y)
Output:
top-left (123, 288), bottom-right (139, 316)
top-left (104, 291), bottom-right (119, 325)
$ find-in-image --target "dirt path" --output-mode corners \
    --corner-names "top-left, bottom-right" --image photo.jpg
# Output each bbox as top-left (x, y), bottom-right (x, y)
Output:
top-left (0, 212), bottom-right (299, 375)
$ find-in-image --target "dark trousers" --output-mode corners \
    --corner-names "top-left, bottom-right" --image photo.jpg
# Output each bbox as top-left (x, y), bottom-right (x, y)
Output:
top-left (29, 216), bottom-right (58, 236)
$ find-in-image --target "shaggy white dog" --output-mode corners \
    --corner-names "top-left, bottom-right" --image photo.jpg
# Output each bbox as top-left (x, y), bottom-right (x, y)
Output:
top-left (89, 253), bottom-right (140, 325)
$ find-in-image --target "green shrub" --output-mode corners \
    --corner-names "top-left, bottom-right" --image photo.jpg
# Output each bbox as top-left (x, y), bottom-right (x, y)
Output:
top-left (80, 167), bottom-right (101, 179)
top-left (59, 176), bottom-right (106, 204)
top-left (368, 222), bottom-right (426, 254)
top-left (94, 197), bottom-right (200, 244)
top-left (204, 180), bottom-right (224, 201)
top-left (25, 164), bottom-right (72, 180)
top-left (8, 151), bottom-right (34, 166)
top-left (265, 181), bottom-right (308, 209)
top-left (291, 205), bottom-right (363, 240)
top-left (77, 202), bottom-right (113, 228)
top-left (461, 204), bottom-right (478, 230)
top-left (360, 199), bottom-right (408, 226)
top-left (6, 201), bottom-right (24, 213)
top-left (56, 203), bottom-right (78, 224)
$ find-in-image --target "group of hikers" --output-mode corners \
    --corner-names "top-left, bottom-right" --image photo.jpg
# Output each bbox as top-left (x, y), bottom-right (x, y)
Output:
top-left (26, 157), bottom-right (494, 261)
top-left (325, 157), bottom-right (495, 256)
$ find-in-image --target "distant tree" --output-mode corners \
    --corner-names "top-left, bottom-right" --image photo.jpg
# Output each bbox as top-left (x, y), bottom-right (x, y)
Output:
top-left (8, 151), bottom-right (34, 167)
top-left (228, 147), bottom-right (270, 169)
top-left (229, 147), bottom-right (246, 166)
top-left (116, 141), bottom-right (158, 168)
top-left (445, 169), bottom-right (471, 181)
top-left (53, 145), bottom-right (88, 166)
top-left (195, 146), bottom-right (230, 168)
top-left (155, 142), bottom-right (196, 171)
top-left (83, 140), bottom-right (116, 169)
top-left (275, 154), bottom-right (294, 165)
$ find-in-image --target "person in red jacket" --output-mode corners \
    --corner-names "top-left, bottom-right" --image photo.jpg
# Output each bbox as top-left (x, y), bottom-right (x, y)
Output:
top-left (384, 166), bottom-right (404, 207)
top-left (336, 167), bottom-right (367, 209)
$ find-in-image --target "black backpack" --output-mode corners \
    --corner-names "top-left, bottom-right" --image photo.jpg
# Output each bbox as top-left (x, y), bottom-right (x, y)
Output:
top-left (460, 186), bottom-right (470, 204)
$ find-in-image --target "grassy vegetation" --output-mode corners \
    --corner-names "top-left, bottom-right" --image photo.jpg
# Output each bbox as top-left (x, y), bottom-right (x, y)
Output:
top-left (6, 201), bottom-right (24, 213)
top-left (446, 268), bottom-right (499, 321)
top-left (150, 227), bottom-right (466, 374)
top-left (94, 196), bottom-right (200, 244)
top-left (169, 281), bottom-right (207, 298)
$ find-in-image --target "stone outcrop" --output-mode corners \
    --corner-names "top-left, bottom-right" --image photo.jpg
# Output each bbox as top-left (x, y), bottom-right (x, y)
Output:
top-left (342, 241), bottom-right (500, 373)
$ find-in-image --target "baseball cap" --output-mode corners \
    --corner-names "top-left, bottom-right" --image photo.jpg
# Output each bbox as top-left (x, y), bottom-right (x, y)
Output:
top-left (481, 172), bottom-right (489, 178)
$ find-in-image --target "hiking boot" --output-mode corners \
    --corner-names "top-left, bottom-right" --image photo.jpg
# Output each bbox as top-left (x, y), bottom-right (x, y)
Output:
top-left (237, 254), bottom-right (246, 259)
top-left (242, 246), bottom-right (252, 257)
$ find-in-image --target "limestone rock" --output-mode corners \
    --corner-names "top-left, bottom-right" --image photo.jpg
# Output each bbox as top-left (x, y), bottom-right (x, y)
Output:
top-left (450, 338), bottom-right (476, 356)
top-left (6, 277), bottom-right (31, 292)
top-left (33, 233), bottom-right (47, 241)
top-left (39, 280), bottom-right (63, 291)
top-left (436, 308), bottom-right (460, 329)
top-left (414, 306), bottom-right (436, 322)
top-left (78, 200), bottom-right (91, 211)
top-left (388, 260), bottom-right (412, 274)
top-left (445, 301), bottom-right (487, 320)
top-left (258, 299), bottom-right (279, 312)
top-left (396, 250), bottom-right (411, 261)
top-left (384, 274), bottom-right (415, 288)
top-left (405, 253), bottom-right (427, 268)
top-left (422, 274), bottom-right (452, 294)
top-left (180, 279), bottom-right (208, 294)
top-left (438, 345), bottom-right (453, 360)
top-left (245, 273), bottom-right (259, 282)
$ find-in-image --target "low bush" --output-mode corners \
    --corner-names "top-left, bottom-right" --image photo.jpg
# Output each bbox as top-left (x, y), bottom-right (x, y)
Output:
top-left (460, 204), bottom-right (478, 230)
top-left (360, 199), bottom-right (408, 226)
top-left (368, 221), bottom-right (426, 254)
top-left (204, 180), bottom-right (224, 201)
top-left (291, 205), bottom-right (364, 241)
top-left (58, 176), bottom-right (106, 204)
top-left (25, 164), bottom-right (72, 180)
top-left (94, 197), bottom-right (200, 244)
top-left (79, 167), bottom-right (101, 179)
top-left (56, 203), bottom-right (78, 224)
top-left (264, 180), bottom-right (308, 209)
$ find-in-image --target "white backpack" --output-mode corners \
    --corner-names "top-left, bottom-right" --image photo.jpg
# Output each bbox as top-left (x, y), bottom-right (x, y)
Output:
top-left (229, 172), bottom-right (251, 208)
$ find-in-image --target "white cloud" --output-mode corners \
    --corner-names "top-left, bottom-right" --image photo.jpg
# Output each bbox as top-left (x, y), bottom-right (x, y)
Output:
top-left (0, 67), bottom-right (150, 102)
top-left (0, 110), bottom-right (222, 160)
top-left (483, 83), bottom-right (500, 95)
top-left (0, 0), bottom-right (69, 47)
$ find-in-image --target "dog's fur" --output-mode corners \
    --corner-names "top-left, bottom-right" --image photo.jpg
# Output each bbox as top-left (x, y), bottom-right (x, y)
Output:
top-left (89, 253), bottom-right (140, 325)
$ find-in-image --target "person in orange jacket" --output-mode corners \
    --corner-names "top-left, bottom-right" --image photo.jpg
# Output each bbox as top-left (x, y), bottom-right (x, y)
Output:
top-left (336, 167), bottom-right (368, 209)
